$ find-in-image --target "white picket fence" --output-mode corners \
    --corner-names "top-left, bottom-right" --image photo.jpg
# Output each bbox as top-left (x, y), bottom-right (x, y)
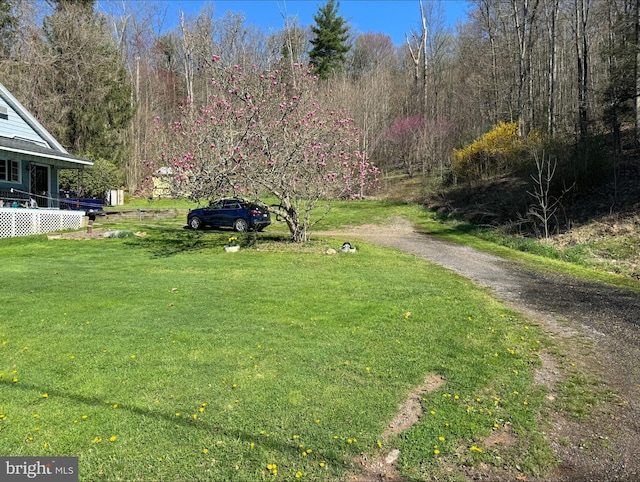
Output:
top-left (0, 208), bottom-right (85, 238)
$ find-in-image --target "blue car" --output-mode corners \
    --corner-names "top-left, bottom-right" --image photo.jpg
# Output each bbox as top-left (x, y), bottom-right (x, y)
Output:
top-left (187, 198), bottom-right (271, 232)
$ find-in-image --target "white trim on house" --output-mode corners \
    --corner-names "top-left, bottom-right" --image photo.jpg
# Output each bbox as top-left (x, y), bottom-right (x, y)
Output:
top-left (0, 143), bottom-right (93, 167)
top-left (0, 83), bottom-right (67, 153)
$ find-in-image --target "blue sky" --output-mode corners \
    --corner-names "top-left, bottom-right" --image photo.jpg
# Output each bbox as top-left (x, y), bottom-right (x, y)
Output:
top-left (137, 1), bottom-right (470, 45)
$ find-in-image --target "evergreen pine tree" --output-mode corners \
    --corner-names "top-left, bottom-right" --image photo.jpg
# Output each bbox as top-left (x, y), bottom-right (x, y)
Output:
top-left (0, 0), bottom-right (17, 58)
top-left (308, 0), bottom-right (350, 79)
top-left (42, 0), bottom-right (133, 164)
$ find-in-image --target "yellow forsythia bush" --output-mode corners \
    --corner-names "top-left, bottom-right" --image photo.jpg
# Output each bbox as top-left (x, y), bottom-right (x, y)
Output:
top-left (453, 122), bottom-right (541, 180)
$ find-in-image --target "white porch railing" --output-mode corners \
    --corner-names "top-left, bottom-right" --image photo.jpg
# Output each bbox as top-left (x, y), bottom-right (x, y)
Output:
top-left (0, 208), bottom-right (86, 238)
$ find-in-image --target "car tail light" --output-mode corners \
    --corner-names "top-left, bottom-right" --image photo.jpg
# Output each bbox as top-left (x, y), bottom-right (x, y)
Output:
top-left (250, 209), bottom-right (260, 215)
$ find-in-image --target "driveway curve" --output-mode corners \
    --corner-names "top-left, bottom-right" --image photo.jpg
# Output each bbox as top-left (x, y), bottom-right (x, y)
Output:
top-left (320, 221), bottom-right (640, 482)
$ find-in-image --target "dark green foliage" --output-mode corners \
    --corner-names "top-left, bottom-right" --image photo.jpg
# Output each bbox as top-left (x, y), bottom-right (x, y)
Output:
top-left (308, 0), bottom-right (350, 79)
top-left (49, 0), bottom-right (95, 11)
top-left (0, 0), bottom-right (16, 58)
top-left (600, 12), bottom-right (637, 152)
top-left (59, 158), bottom-right (123, 199)
top-left (42, 2), bottom-right (134, 165)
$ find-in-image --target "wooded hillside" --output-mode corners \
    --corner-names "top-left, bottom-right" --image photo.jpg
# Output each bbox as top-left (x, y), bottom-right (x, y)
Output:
top-left (1, 0), bottom-right (638, 236)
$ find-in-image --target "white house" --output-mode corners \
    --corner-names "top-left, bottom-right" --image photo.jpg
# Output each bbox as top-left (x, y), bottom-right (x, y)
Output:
top-left (0, 81), bottom-right (93, 237)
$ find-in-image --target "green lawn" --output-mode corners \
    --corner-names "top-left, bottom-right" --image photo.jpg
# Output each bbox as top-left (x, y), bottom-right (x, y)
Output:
top-left (1, 212), bottom-right (553, 481)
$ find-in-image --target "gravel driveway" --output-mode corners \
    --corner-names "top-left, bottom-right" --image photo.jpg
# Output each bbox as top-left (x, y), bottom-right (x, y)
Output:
top-left (323, 221), bottom-right (640, 481)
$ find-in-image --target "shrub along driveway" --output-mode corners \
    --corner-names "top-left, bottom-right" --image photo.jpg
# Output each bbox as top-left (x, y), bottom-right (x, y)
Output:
top-left (324, 221), bottom-right (640, 481)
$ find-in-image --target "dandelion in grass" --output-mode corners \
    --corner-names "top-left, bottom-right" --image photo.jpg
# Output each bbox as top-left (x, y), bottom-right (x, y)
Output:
top-left (12, 377), bottom-right (18, 383)
top-left (202, 448), bottom-right (209, 454)
top-left (470, 446), bottom-right (483, 453)
top-left (69, 355), bottom-right (75, 359)
top-left (109, 436), bottom-right (117, 442)
top-left (434, 449), bottom-right (440, 455)
top-left (93, 437), bottom-right (102, 444)
top-left (41, 393), bottom-right (48, 399)
top-left (295, 471), bottom-right (303, 478)
top-left (314, 419), bottom-right (321, 424)
top-left (112, 404), bottom-right (118, 409)
top-left (199, 407), bottom-right (205, 413)
top-left (175, 412), bottom-right (180, 417)
top-left (319, 462), bottom-right (326, 468)
top-left (439, 436), bottom-right (445, 442)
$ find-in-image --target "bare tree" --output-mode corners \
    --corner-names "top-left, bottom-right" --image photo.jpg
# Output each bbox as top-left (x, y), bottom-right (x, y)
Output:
top-left (528, 151), bottom-right (562, 239)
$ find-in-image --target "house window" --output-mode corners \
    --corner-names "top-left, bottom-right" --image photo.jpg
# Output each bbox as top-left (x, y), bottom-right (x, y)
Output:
top-left (0, 160), bottom-right (20, 183)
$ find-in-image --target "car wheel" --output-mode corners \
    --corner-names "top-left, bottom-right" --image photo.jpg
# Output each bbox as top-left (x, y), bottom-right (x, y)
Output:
top-left (233, 218), bottom-right (248, 232)
top-left (189, 216), bottom-right (202, 230)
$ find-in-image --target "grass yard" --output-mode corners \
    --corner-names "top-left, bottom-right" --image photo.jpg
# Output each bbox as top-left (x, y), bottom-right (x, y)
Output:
top-left (0, 211), bottom-right (553, 481)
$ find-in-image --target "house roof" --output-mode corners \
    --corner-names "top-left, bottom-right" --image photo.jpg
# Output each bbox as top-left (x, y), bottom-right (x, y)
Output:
top-left (0, 82), bottom-right (92, 168)
top-left (0, 136), bottom-right (93, 167)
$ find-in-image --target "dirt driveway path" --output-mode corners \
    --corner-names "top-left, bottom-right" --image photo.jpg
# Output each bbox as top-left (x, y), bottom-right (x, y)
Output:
top-left (321, 221), bottom-right (640, 481)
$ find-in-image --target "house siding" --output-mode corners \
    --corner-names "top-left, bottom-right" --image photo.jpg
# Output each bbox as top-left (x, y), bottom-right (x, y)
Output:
top-left (0, 98), bottom-right (48, 147)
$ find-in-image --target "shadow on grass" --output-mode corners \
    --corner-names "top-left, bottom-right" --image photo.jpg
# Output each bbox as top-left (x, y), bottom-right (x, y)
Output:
top-left (1, 378), bottom-right (347, 466)
top-left (124, 226), bottom-right (292, 258)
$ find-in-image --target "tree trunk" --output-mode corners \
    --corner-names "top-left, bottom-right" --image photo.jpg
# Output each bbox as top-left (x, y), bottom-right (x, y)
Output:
top-left (575, 0), bottom-right (590, 141)
top-left (511, 0), bottom-right (540, 137)
top-left (546, 0), bottom-right (559, 135)
top-left (635, 0), bottom-right (640, 145)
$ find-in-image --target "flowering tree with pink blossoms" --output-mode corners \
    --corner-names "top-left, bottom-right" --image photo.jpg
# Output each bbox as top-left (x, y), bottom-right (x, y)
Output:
top-left (147, 58), bottom-right (378, 242)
